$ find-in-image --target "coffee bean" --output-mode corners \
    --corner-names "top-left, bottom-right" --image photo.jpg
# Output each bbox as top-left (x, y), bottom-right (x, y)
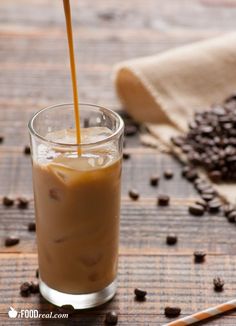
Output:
top-left (36, 268), bottom-right (39, 278)
top-left (20, 282), bottom-right (31, 297)
top-left (195, 180), bottom-right (210, 189)
top-left (223, 204), bottom-right (235, 217)
top-left (181, 166), bottom-right (191, 177)
top-left (134, 288), bottom-right (147, 301)
top-left (164, 169), bottom-right (174, 179)
top-left (201, 193), bottom-right (215, 202)
top-left (189, 204), bottom-right (204, 216)
top-left (30, 282), bottom-right (39, 294)
top-left (150, 175), bottom-right (159, 186)
top-left (208, 199), bottom-right (221, 213)
top-left (195, 199), bottom-right (207, 210)
top-left (224, 93), bottom-right (236, 103)
top-left (227, 210), bottom-right (236, 223)
top-left (2, 196), bottom-right (14, 207)
top-left (213, 105), bottom-right (226, 115)
top-left (129, 189), bottom-right (139, 201)
top-left (194, 177), bottom-right (204, 186)
top-left (5, 236), bottom-right (20, 247)
top-left (182, 144), bottom-right (193, 153)
top-left (201, 126), bottom-right (213, 135)
top-left (157, 195), bottom-right (170, 206)
top-left (24, 146), bottom-right (31, 155)
top-left (189, 121), bottom-right (198, 130)
top-left (0, 136), bottom-right (4, 144)
top-left (213, 277), bottom-right (224, 292)
top-left (28, 222), bottom-right (36, 232)
top-left (175, 99), bottom-right (236, 181)
top-left (185, 169), bottom-right (198, 182)
top-left (17, 197), bottom-right (29, 209)
top-left (166, 234), bottom-right (178, 245)
top-left (164, 306), bottom-right (181, 318)
top-left (188, 152), bottom-right (201, 164)
top-left (60, 304), bottom-right (74, 311)
top-left (196, 183), bottom-right (213, 193)
top-left (123, 151), bottom-right (130, 160)
top-left (227, 155), bottom-right (236, 163)
top-left (58, 305), bottom-right (75, 316)
top-left (124, 124), bottom-right (138, 137)
top-left (194, 250), bottom-right (206, 263)
top-left (105, 311), bottom-right (118, 325)
top-left (201, 187), bottom-right (216, 196)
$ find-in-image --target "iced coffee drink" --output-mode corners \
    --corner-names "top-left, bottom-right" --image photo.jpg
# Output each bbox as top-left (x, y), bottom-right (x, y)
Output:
top-left (29, 104), bottom-right (124, 308)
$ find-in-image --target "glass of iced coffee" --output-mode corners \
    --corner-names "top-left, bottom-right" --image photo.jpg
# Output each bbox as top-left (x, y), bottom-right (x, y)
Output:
top-left (28, 103), bottom-right (124, 309)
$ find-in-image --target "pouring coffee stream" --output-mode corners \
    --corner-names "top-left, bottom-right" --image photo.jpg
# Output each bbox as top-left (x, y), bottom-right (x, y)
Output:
top-left (63, 0), bottom-right (81, 152)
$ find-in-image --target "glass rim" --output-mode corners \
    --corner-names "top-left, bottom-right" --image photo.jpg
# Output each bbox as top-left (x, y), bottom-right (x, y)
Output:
top-left (28, 103), bottom-right (124, 148)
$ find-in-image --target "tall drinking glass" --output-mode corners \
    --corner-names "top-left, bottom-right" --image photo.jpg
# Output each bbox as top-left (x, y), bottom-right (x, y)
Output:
top-left (28, 103), bottom-right (124, 309)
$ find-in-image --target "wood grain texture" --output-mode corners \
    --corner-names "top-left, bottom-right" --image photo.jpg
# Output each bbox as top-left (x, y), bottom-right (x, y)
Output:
top-left (0, 0), bottom-right (236, 324)
top-left (0, 0), bottom-right (236, 107)
top-left (1, 191), bottom-right (235, 255)
top-left (0, 254), bottom-right (236, 325)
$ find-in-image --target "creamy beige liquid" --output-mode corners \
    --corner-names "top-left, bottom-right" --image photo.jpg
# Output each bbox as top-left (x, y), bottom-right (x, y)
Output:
top-left (34, 128), bottom-right (121, 294)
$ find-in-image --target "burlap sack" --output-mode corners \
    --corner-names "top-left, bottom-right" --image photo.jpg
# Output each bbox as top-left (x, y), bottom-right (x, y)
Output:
top-left (115, 33), bottom-right (236, 203)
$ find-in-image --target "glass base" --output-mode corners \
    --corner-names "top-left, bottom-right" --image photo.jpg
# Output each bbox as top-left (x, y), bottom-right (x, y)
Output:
top-left (39, 278), bottom-right (117, 309)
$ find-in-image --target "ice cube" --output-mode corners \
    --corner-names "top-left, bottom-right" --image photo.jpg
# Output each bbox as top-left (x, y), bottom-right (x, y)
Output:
top-left (97, 157), bottom-right (104, 166)
top-left (47, 163), bottom-right (80, 186)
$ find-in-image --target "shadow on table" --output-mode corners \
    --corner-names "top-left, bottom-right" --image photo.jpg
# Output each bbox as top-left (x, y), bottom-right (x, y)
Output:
top-left (36, 293), bottom-right (114, 325)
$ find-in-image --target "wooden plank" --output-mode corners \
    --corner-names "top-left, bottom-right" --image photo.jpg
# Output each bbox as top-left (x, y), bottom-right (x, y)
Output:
top-left (0, 197), bottom-right (235, 255)
top-left (1, 0), bottom-right (236, 324)
top-left (0, 150), bottom-right (234, 255)
top-left (0, 168), bottom-right (234, 256)
top-left (0, 0), bottom-right (235, 107)
top-left (0, 254), bottom-right (236, 325)
top-left (0, 0), bottom-right (236, 32)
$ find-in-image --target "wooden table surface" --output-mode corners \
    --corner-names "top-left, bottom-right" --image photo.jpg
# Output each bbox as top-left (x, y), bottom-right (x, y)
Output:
top-left (1, 0), bottom-right (236, 325)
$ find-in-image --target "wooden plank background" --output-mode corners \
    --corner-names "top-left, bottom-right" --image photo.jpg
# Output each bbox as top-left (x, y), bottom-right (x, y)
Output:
top-left (1, 0), bottom-right (236, 325)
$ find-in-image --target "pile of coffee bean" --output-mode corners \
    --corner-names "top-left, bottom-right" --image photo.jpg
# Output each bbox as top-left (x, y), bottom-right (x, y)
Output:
top-left (171, 95), bottom-right (236, 182)
top-left (181, 166), bottom-right (224, 215)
